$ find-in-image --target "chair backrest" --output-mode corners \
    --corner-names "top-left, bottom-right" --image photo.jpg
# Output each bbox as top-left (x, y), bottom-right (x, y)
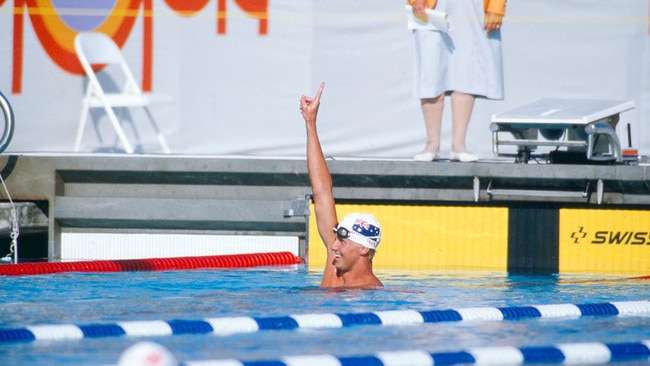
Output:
top-left (75, 32), bottom-right (142, 95)
top-left (75, 32), bottom-right (124, 65)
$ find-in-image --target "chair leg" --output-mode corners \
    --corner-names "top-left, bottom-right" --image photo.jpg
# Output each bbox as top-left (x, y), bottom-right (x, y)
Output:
top-left (110, 108), bottom-right (132, 151)
top-left (144, 107), bottom-right (171, 154)
top-left (102, 104), bottom-right (134, 154)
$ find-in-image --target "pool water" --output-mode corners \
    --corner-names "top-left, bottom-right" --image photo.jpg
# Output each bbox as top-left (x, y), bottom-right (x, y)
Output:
top-left (0, 266), bottom-right (649, 365)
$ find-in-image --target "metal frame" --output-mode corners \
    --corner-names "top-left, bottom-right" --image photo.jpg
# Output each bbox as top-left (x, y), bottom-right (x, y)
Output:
top-left (490, 99), bottom-right (634, 164)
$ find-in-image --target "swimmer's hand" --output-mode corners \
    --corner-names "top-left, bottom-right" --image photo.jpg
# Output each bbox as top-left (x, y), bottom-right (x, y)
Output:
top-left (300, 82), bottom-right (325, 124)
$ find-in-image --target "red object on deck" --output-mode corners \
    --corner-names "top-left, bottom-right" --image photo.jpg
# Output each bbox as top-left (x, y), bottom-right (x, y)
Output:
top-left (0, 252), bottom-right (304, 276)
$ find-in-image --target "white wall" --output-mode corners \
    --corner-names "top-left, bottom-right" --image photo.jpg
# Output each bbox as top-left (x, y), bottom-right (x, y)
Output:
top-left (0, 0), bottom-right (647, 158)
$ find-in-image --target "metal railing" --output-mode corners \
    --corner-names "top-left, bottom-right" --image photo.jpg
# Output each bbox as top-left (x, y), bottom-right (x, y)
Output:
top-left (0, 91), bottom-right (17, 263)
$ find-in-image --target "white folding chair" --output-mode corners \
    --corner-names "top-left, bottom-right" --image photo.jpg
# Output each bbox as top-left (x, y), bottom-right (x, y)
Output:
top-left (74, 32), bottom-right (171, 154)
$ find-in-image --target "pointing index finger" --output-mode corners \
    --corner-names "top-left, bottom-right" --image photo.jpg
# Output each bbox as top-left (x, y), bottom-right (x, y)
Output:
top-left (313, 82), bottom-right (325, 103)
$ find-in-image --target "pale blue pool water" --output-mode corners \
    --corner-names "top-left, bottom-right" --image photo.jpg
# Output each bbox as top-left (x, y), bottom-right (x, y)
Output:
top-left (0, 266), bottom-right (649, 365)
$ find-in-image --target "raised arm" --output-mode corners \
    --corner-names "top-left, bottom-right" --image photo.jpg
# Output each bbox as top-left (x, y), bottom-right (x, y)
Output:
top-left (300, 83), bottom-right (338, 281)
top-left (301, 83), bottom-right (338, 245)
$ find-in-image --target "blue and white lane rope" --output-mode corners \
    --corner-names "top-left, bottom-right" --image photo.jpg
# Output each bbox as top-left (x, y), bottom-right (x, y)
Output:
top-left (1, 300), bottom-right (649, 343)
top-left (178, 340), bottom-right (650, 365)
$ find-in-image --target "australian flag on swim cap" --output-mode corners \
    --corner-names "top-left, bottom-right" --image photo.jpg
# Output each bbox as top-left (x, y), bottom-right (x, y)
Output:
top-left (339, 213), bottom-right (382, 249)
top-left (353, 219), bottom-right (380, 238)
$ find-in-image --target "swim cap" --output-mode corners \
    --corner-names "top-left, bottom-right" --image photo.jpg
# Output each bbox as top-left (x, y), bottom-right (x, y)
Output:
top-left (337, 213), bottom-right (382, 250)
top-left (118, 341), bottom-right (178, 366)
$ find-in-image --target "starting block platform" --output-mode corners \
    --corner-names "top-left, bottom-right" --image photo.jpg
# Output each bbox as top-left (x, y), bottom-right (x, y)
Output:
top-left (490, 99), bottom-right (636, 163)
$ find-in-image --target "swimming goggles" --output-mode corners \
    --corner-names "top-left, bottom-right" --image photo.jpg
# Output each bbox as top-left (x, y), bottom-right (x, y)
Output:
top-left (333, 225), bottom-right (350, 239)
top-left (333, 223), bottom-right (380, 241)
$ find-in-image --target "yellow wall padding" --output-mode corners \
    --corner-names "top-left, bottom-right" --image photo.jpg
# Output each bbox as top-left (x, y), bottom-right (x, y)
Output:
top-left (559, 209), bottom-right (650, 274)
top-left (308, 203), bottom-right (508, 272)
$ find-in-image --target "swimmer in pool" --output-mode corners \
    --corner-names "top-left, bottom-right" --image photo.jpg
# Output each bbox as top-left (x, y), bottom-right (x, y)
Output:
top-left (300, 82), bottom-right (383, 288)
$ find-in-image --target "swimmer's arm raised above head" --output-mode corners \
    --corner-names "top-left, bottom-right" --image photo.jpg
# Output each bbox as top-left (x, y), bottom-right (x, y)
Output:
top-left (300, 83), bottom-right (338, 285)
top-left (301, 83), bottom-right (337, 246)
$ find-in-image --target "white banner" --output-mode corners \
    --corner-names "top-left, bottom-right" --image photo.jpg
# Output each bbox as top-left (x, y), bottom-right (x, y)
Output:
top-left (0, 0), bottom-right (648, 158)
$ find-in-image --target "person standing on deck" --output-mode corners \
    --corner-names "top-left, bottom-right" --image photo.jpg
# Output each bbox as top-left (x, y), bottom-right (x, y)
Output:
top-left (410, 0), bottom-right (506, 162)
top-left (300, 82), bottom-right (383, 288)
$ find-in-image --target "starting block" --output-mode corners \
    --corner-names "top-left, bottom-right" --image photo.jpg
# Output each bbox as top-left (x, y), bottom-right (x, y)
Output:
top-left (490, 99), bottom-right (636, 164)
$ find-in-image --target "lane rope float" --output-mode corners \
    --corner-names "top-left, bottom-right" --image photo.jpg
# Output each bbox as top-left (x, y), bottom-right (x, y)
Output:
top-left (0, 251), bottom-right (304, 276)
top-left (1, 300), bottom-right (648, 343)
top-left (177, 339), bottom-right (650, 366)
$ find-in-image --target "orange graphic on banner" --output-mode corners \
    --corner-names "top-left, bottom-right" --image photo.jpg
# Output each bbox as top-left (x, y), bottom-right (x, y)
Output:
top-left (8, 0), bottom-right (269, 94)
top-left (12, 0), bottom-right (144, 93)
top-left (218, 0), bottom-right (268, 35)
top-left (164, 0), bottom-right (210, 16)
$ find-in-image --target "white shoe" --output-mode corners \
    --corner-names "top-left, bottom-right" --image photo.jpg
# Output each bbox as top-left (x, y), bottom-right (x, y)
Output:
top-left (414, 152), bottom-right (440, 162)
top-left (450, 151), bottom-right (478, 162)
